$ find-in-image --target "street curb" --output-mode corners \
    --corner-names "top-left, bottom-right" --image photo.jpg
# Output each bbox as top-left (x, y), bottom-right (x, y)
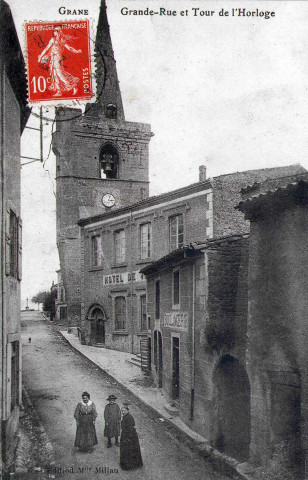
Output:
top-left (58, 330), bottom-right (254, 480)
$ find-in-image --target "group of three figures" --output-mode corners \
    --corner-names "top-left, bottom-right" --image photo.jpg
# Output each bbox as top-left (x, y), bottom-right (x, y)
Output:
top-left (74, 392), bottom-right (143, 471)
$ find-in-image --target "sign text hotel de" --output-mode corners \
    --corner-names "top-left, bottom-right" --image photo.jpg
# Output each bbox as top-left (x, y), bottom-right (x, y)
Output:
top-left (103, 271), bottom-right (145, 285)
top-left (104, 271), bottom-right (188, 330)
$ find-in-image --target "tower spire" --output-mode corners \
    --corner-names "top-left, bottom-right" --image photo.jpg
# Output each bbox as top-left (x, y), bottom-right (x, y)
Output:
top-left (87, 0), bottom-right (125, 119)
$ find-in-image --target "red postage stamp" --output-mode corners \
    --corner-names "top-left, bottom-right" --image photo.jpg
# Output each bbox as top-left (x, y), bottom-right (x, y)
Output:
top-left (25, 20), bottom-right (94, 104)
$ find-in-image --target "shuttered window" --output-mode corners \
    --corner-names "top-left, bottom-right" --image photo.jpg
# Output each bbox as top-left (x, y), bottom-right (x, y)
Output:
top-left (6, 209), bottom-right (21, 279)
top-left (140, 223), bottom-right (151, 259)
top-left (91, 235), bottom-right (102, 267)
top-left (114, 230), bottom-right (125, 264)
top-left (115, 296), bottom-right (126, 330)
top-left (169, 214), bottom-right (184, 251)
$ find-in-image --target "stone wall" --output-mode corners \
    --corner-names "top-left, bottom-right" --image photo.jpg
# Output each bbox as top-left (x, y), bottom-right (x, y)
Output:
top-left (247, 203), bottom-right (308, 474)
top-left (206, 235), bottom-right (249, 363)
top-left (212, 165), bottom-right (306, 238)
top-left (192, 235), bottom-right (250, 459)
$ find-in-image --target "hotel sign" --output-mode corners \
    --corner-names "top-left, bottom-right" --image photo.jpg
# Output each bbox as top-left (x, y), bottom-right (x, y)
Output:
top-left (103, 271), bottom-right (145, 286)
top-left (164, 312), bottom-right (189, 330)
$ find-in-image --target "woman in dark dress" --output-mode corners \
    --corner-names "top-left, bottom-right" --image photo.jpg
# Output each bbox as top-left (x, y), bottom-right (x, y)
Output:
top-left (120, 406), bottom-right (143, 470)
top-left (74, 392), bottom-right (98, 451)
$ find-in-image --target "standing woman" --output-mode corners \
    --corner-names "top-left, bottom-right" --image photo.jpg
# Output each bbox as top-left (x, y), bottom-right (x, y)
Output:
top-left (74, 392), bottom-right (98, 452)
top-left (120, 406), bottom-right (143, 470)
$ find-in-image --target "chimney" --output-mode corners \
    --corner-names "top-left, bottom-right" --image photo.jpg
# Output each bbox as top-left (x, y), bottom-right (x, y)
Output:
top-left (199, 165), bottom-right (207, 182)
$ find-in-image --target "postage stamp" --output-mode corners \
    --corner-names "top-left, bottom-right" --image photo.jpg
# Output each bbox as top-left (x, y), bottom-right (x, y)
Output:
top-left (25, 20), bottom-right (94, 105)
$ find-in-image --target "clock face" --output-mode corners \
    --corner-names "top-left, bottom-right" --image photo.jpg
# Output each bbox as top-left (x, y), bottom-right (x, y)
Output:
top-left (102, 193), bottom-right (115, 207)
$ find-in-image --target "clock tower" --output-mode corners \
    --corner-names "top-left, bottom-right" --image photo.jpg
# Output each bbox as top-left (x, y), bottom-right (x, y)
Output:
top-left (52, 0), bottom-right (153, 325)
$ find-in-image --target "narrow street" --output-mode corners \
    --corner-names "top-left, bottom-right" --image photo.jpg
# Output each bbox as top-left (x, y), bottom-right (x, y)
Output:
top-left (21, 312), bottom-right (235, 480)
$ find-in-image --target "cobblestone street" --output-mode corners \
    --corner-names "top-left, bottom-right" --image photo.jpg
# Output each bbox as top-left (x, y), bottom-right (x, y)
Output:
top-left (21, 313), bottom-right (236, 480)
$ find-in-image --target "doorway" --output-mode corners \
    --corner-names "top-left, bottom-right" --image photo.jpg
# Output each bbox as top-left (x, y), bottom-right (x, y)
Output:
top-left (89, 306), bottom-right (106, 345)
top-left (158, 331), bottom-right (163, 388)
top-left (154, 330), bottom-right (163, 388)
top-left (213, 354), bottom-right (251, 461)
top-left (172, 337), bottom-right (180, 399)
top-left (147, 337), bottom-right (152, 371)
top-left (96, 318), bottom-right (105, 344)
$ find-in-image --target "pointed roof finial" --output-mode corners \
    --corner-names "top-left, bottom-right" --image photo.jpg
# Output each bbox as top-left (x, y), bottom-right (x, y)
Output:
top-left (86, 0), bottom-right (125, 119)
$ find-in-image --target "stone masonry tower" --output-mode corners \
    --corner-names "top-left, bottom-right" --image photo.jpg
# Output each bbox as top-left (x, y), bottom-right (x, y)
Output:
top-left (52, 0), bottom-right (152, 325)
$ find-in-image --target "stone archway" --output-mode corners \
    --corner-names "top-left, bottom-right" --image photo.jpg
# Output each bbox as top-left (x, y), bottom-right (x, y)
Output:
top-left (87, 305), bottom-right (107, 346)
top-left (212, 354), bottom-right (251, 461)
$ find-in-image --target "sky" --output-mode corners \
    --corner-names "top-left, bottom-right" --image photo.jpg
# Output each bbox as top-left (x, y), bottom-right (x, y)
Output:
top-left (6, 0), bottom-right (308, 308)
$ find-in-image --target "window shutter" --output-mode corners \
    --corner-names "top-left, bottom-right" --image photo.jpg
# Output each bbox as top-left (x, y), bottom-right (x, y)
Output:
top-left (121, 230), bottom-right (126, 262)
top-left (17, 218), bottom-right (22, 281)
top-left (5, 207), bottom-right (11, 276)
top-left (97, 236), bottom-right (102, 266)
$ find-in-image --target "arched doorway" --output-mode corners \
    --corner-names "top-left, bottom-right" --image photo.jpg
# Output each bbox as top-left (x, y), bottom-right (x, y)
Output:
top-left (212, 355), bottom-right (251, 461)
top-left (88, 306), bottom-right (106, 346)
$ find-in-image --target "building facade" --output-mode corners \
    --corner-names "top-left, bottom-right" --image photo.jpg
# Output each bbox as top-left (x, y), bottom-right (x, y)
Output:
top-left (139, 166), bottom-right (306, 462)
top-left (78, 164), bottom-right (303, 357)
top-left (52, 0), bottom-right (152, 327)
top-left (0, 1), bottom-right (30, 474)
top-left (142, 232), bottom-right (250, 461)
top-left (238, 172), bottom-right (308, 477)
top-left (78, 169), bottom-right (212, 353)
top-left (53, 0), bottom-right (307, 347)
